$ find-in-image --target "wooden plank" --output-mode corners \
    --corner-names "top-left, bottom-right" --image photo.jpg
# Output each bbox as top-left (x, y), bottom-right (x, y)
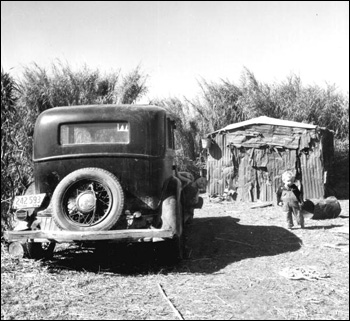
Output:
top-left (314, 153), bottom-right (320, 198)
top-left (251, 124), bottom-right (275, 135)
top-left (272, 127), bottom-right (293, 135)
top-left (300, 153), bottom-right (308, 199)
top-left (272, 150), bottom-right (278, 203)
top-left (253, 179), bottom-right (258, 202)
top-left (315, 146), bottom-right (325, 197)
top-left (260, 183), bottom-right (266, 202)
top-left (269, 150), bottom-right (279, 202)
top-left (306, 153), bottom-right (313, 199)
top-left (308, 154), bottom-right (314, 198)
top-left (250, 202), bottom-right (273, 209)
top-left (311, 153), bottom-right (318, 198)
top-left (306, 153), bottom-right (312, 199)
top-left (237, 154), bottom-right (246, 201)
top-left (4, 228), bottom-right (175, 243)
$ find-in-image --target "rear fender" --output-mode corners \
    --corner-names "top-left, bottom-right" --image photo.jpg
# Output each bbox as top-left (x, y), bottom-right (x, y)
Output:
top-left (160, 176), bottom-right (183, 237)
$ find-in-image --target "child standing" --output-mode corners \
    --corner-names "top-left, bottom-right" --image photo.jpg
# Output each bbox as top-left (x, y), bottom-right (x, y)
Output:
top-left (277, 171), bottom-right (305, 229)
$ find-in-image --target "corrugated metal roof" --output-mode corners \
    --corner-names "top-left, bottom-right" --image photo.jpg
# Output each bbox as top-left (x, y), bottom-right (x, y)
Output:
top-left (209, 116), bottom-right (316, 136)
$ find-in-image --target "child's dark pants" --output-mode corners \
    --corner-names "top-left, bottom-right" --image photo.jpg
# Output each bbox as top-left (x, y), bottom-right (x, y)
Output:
top-left (281, 190), bottom-right (304, 229)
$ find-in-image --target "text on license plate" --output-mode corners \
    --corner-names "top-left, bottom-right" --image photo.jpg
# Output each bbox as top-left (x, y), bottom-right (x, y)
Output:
top-left (13, 194), bottom-right (46, 209)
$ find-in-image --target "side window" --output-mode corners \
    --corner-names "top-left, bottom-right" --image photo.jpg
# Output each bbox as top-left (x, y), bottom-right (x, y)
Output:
top-left (167, 118), bottom-right (175, 149)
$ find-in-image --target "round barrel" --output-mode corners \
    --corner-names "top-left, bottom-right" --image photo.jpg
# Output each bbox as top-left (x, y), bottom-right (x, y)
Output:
top-left (302, 196), bottom-right (342, 220)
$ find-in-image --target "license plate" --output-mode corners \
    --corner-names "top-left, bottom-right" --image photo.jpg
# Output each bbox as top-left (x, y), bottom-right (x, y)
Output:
top-left (13, 194), bottom-right (46, 209)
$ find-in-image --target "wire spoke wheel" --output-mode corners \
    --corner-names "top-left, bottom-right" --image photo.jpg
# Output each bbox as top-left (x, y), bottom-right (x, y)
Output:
top-left (63, 179), bottom-right (112, 227)
top-left (52, 168), bottom-right (124, 231)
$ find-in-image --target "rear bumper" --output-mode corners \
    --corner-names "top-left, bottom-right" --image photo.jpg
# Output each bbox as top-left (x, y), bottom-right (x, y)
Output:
top-left (3, 228), bottom-right (175, 243)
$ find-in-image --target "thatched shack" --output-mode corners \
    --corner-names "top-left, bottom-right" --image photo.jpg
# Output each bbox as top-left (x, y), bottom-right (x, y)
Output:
top-left (205, 116), bottom-right (334, 202)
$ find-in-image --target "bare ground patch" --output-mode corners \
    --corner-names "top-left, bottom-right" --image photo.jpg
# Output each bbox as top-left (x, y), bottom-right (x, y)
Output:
top-left (1, 198), bottom-right (349, 320)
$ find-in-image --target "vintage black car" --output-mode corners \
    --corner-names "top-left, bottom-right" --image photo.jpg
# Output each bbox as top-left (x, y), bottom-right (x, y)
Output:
top-left (4, 104), bottom-right (203, 260)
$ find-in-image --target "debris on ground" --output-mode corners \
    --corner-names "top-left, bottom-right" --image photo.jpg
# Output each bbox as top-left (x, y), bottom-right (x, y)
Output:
top-left (279, 266), bottom-right (330, 281)
top-left (250, 202), bottom-right (273, 209)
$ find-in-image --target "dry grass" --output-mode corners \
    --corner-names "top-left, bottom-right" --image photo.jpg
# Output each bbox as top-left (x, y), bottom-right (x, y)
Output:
top-left (1, 199), bottom-right (349, 320)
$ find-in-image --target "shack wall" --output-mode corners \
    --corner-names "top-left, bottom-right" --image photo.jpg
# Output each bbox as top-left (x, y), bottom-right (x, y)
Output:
top-left (206, 125), bottom-right (331, 202)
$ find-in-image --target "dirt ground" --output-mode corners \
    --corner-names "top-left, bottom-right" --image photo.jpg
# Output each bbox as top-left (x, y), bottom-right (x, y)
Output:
top-left (1, 196), bottom-right (349, 320)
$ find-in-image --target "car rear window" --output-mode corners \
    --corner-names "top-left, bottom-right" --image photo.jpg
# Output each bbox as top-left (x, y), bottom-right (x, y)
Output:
top-left (60, 122), bottom-right (130, 145)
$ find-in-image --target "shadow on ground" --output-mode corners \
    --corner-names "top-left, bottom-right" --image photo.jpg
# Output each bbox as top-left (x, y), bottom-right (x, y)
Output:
top-left (182, 216), bottom-right (303, 273)
top-left (43, 216), bottom-right (305, 275)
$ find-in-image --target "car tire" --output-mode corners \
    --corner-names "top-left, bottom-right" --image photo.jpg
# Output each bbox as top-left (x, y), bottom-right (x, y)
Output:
top-left (160, 195), bottom-right (184, 262)
top-left (52, 168), bottom-right (124, 231)
top-left (23, 241), bottom-right (56, 260)
top-left (171, 234), bottom-right (184, 261)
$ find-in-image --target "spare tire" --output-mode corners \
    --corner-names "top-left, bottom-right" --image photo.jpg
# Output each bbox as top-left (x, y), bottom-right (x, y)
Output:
top-left (52, 168), bottom-right (124, 231)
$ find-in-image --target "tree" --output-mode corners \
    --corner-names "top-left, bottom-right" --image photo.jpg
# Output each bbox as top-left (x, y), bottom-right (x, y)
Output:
top-left (118, 65), bottom-right (148, 104)
top-left (189, 78), bottom-right (244, 135)
top-left (1, 69), bottom-right (30, 232)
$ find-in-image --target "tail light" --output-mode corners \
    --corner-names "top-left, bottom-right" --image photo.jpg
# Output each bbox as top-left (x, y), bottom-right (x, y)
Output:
top-left (15, 210), bottom-right (28, 221)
